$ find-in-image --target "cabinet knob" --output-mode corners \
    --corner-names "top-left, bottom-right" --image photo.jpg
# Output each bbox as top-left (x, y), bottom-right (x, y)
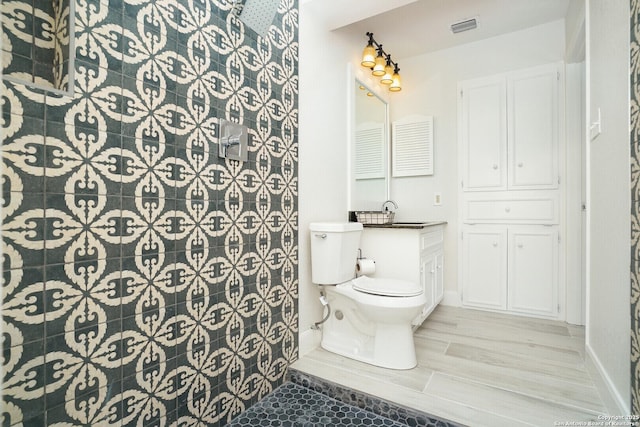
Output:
top-left (505, 207), bottom-right (511, 213)
top-left (492, 242), bottom-right (498, 247)
top-left (431, 269), bottom-right (436, 274)
top-left (518, 243), bottom-right (524, 249)
top-left (517, 162), bottom-right (524, 168)
top-left (492, 164), bottom-right (498, 170)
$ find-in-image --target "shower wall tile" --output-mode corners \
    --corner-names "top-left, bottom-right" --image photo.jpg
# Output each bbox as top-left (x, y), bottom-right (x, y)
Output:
top-left (2, 0), bottom-right (71, 91)
top-left (1, 0), bottom-right (298, 425)
top-left (632, 0), bottom-right (640, 415)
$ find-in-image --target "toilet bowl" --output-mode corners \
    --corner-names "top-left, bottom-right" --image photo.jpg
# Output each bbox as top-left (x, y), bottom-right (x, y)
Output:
top-left (309, 222), bottom-right (427, 370)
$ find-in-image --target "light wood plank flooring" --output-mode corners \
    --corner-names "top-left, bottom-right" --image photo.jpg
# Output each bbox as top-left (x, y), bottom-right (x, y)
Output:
top-left (291, 305), bottom-right (606, 427)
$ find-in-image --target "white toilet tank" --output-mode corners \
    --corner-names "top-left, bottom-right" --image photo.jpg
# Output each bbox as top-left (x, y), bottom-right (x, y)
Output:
top-left (309, 222), bottom-right (363, 285)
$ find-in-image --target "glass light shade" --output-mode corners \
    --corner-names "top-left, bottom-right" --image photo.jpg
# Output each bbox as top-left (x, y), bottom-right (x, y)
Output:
top-left (372, 55), bottom-right (386, 76)
top-left (361, 44), bottom-right (376, 68)
top-left (380, 64), bottom-right (393, 85)
top-left (389, 72), bottom-right (402, 92)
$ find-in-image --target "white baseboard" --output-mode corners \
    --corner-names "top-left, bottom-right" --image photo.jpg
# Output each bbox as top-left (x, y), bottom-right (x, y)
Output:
top-left (585, 343), bottom-right (630, 415)
top-left (299, 328), bottom-right (321, 357)
top-left (441, 290), bottom-right (462, 307)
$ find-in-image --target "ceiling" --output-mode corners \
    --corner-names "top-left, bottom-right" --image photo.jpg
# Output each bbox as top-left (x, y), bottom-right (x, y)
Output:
top-left (302, 0), bottom-right (572, 60)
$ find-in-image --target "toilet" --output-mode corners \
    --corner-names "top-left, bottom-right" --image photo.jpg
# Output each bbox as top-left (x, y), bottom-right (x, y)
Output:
top-left (309, 222), bottom-right (427, 370)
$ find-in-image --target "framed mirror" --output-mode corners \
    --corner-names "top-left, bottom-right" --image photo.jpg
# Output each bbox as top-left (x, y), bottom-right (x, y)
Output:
top-left (349, 76), bottom-right (390, 211)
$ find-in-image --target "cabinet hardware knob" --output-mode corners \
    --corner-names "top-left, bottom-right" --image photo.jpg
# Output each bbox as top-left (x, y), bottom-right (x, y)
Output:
top-left (517, 162), bottom-right (524, 168)
top-left (505, 207), bottom-right (511, 213)
top-left (492, 242), bottom-right (498, 247)
top-left (492, 164), bottom-right (498, 170)
top-left (518, 244), bottom-right (524, 249)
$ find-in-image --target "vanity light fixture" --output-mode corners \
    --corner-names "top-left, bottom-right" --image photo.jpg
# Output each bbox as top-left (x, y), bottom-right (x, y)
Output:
top-left (360, 34), bottom-right (376, 68)
top-left (360, 32), bottom-right (402, 92)
top-left (372, 47), bottom-right (386, 76)
top-left (380, 58), bottom-right (394, 85)
top-left (389, 65), bottom-right (402, 92)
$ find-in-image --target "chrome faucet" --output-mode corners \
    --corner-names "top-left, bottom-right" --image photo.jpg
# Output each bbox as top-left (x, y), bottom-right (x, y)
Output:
top-left (381, 200), bottom-right (398, 212)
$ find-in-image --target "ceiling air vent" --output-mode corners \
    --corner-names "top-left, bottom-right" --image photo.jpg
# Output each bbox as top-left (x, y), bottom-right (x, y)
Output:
top-left (451, 17), bottom-right (478, 34)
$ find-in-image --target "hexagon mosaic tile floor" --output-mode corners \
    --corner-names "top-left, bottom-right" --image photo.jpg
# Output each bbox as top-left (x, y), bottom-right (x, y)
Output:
top-left (227, 382), bottom-right (405, 427)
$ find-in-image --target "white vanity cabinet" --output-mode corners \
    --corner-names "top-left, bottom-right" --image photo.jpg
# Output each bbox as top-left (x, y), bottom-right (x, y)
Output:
top-left (461, 224), bottom-right (559, 318)
top-left (360, 224), bottom-right (445, 328)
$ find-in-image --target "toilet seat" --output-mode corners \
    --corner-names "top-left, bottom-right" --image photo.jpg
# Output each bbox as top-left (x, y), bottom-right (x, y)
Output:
top-left (352, 275), bottom-right (422, 297)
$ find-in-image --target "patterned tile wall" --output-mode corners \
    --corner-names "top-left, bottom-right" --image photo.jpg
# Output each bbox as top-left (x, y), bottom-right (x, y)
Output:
top-left (2, 0), bottom-right (71, 91)
top-left (0, 0), bottom-right (299, 425)
top-left (632, 0), bottom-right (640, 415)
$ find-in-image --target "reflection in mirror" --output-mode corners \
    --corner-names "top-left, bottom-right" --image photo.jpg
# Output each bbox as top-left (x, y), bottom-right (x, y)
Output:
top-left (350, 79), bottom-right (389, 211)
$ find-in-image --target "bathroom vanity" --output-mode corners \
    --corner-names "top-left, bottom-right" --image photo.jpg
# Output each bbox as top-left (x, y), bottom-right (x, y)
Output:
top-left (359, 222), bottom-right (446, 329)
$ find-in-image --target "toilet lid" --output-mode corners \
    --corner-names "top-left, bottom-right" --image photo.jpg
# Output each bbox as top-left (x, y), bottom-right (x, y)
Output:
top-left (352, 276), bottom-right (422, 297)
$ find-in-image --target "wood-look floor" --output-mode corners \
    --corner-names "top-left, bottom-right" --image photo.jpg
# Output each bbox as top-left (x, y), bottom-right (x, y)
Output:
top-left (291, 305), bottom-right (606, 427)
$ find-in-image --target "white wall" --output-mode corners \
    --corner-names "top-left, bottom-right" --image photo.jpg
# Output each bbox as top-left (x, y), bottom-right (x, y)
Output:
top-left (585, 0), bottom-right (631, 414)
top-left (565, 0), bottom-right (586, 62)
top-left (298, 2), bottom-right (401, 353)
top-left (564, 0), bottom-right (587, 327)
top-left (298, 2), bottom-right (357, 354)
top-left (389, 21), bottom-right (567, 303)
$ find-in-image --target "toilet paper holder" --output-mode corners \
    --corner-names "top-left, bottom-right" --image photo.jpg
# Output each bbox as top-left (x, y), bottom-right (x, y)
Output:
top-left (356, 257), bottom-right (376, 276)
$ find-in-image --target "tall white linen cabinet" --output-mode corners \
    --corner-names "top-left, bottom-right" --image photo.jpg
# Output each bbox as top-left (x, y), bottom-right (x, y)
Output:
top-left (458, 62), bottom-right (563, 319)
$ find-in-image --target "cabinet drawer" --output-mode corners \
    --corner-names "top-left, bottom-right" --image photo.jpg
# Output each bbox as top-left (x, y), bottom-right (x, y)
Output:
top-left (464, 197), bottom-right (558, 223)
top-left (421, 228), bottom-right (443, 250)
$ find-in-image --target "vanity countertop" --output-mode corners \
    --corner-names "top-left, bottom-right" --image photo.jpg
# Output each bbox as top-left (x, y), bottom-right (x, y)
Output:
top-left (362, 221), bottom-right (447, 229)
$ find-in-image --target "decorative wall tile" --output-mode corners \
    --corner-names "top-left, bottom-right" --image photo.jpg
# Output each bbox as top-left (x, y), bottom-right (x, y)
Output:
top-left (1, 0), bottom-right (72, 91)
top-left (632, 0), bottom-right (640, 415)
top-left (1, 0), bottom-right (298, 425)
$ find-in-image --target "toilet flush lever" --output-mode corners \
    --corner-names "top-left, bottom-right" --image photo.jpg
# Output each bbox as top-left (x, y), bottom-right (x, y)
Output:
top-left (315, 233), bottom-right (327, 239)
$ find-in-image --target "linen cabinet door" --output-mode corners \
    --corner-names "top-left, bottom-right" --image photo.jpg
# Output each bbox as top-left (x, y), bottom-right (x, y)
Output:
top-left (460, 77), bottom-right (507, 191)
top-left (461, 226), bottom-right (507, 310)
top-left (507, 64), bottom-right (559, 190)
top-left (508, 226), bottom-right (559, 317)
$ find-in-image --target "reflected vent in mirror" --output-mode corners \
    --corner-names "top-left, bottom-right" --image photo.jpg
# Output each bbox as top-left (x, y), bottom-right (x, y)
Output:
top-left (355, 123), bottom-right (386, 180)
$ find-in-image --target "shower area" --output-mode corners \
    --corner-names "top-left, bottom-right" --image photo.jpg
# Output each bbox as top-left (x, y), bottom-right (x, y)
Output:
top-left (1, 0), bottom-right (299, 425)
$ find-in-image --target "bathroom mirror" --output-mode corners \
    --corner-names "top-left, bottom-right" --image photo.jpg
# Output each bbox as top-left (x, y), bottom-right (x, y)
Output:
top-left (349, 77), bottom-right (390, 211)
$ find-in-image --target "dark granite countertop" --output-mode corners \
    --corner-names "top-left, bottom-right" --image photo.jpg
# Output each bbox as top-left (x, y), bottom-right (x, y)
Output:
top-left (362, 221), bottom-right (447, 229)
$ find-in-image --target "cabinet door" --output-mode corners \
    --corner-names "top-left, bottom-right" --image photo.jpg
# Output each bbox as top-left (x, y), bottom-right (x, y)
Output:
top-left (434, 251), bottom-right (444, 304)
top-left (460, 77), bottom-right (507, 191)
top-left (420, 255), bottom-right (436, 314)
top-left (508, 226), bottom-right (558, 316)
top-left (462, 227), bottom-right (507, 310)
top-left (508, 65), bottom-right (559, 189)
